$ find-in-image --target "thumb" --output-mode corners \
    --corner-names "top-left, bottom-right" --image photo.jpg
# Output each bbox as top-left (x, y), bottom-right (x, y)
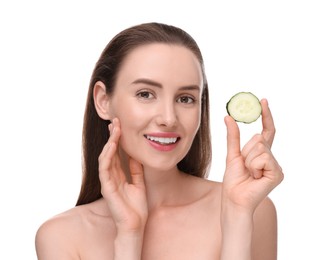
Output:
top-left (129, 157), bottom-right (145, 187)
top-left (225, 115), bottom-right (241, 163)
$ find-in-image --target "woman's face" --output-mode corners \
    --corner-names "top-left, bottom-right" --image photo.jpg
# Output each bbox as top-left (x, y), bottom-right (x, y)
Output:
top-left (108, 43), bottom-right (203, 171)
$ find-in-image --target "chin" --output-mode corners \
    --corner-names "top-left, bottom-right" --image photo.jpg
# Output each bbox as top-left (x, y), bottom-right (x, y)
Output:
top-left (141, 158), bottom-right (181, 172)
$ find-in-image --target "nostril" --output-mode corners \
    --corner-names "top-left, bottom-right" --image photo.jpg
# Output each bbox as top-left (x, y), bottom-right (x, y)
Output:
top-left (155, 103), bottom-right (178, 127)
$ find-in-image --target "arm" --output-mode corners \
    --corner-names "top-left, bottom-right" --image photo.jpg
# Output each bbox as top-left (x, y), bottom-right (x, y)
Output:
top-left (220, 205), bottom-right (253, 260)
top-left (98, 118), bottom-right (148, 260)
top-left (221, 197), bottom-right (278, 260)
top-left (221, 99), bottom-right (283, 260)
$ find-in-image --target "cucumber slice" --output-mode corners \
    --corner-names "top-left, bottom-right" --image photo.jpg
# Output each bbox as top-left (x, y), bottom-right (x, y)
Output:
top-left (226, 92), bottom-right (262, 123)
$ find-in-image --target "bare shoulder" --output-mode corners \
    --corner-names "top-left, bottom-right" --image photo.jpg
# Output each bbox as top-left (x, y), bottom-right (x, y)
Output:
top-left (254, 196), bottom-right (278, 232)
top-left (254, 196), bottom-right (277, 220)
top-left (36, 206), bottom-right (84, 238)
top-left (35, 199), bottom-right (115, 260)
top-left (252, 197), bottom-right (278, 259)
top-left (35, 206), bottom-right (84, 259)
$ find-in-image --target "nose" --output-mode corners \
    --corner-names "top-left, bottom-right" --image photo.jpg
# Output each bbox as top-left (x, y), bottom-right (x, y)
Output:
top-left (155, 100), bottom-right (178, 128)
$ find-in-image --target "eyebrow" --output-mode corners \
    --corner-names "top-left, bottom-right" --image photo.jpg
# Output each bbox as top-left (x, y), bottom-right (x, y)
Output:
top-left (131, 78), bottom-right (201, 91)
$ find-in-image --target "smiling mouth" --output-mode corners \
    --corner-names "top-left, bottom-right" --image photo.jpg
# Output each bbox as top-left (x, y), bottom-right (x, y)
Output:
top-left (144, 135), bottom-right (180, 145)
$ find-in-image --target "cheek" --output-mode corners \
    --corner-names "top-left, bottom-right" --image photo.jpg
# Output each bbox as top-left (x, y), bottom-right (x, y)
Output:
top-left (117, 106), bottom-right (145, 130)
top-left (185, 109), bottom-right (201, 137)
top-left (111, 97), bottom-right (143, 125)
top-left (115, 105), bottom-right (146, 147)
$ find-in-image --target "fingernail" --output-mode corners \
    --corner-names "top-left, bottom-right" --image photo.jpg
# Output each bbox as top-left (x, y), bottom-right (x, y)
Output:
top-left (263, 98), bottom-right (269, 106)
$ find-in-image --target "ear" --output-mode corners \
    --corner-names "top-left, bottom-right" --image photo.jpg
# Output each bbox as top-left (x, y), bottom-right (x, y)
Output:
top-left (93, 81), bottom-right (112, 120)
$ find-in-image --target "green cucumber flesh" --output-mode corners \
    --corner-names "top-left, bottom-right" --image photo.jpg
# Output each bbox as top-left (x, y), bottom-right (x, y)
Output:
top-left (226, 92), bottom-right (262, 123)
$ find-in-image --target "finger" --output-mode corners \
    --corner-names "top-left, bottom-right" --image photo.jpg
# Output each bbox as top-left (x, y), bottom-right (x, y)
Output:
top-left (248, 155), bottom-right (266, 179)
top-left (99, 142), bottom-right (117, 184)
top-left (99, 122), bottom-right (120, 167)
top-left (98, 118), bottom-right (122, 181)
top-left (244, 139), bottom-right (284, 183)
top-left (129, 158), bottom-right (145, 188)
top-left (244, 140), bottom-right (268, 179)
top-left (260, 99), bottom-right (275, 148)
top-left (241, 134), bottom-right (265, 160)
top-left (110, 118), bottom-right (121, 145)
top-left (225, 115), bottom-right (241, 163)
top-left (248, 152), bottom-right (282, 182)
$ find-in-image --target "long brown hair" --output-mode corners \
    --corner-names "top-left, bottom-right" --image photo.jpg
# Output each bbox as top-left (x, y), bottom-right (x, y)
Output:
top-left (76, 22), bottom-right (211, 206)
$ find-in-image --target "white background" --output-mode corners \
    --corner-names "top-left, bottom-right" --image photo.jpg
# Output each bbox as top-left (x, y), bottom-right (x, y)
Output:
top-left (1, 0), bottom-right (315, 259)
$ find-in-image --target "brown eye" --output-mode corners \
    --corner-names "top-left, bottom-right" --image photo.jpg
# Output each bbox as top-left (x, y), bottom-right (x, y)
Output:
top-left (177, 96), bottom-right (195, 104)
top-left (136, 91), bottom-right (154, 99)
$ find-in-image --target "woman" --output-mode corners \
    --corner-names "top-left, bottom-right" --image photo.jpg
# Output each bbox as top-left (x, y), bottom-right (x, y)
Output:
top-left (35, 22), bottom-right (284, 259)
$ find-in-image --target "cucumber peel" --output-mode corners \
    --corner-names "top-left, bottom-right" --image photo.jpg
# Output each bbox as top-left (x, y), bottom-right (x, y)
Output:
top-left (226, 92), bottom-right (262, 123)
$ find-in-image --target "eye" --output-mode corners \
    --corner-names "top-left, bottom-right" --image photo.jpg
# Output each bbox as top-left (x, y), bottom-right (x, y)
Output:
top-left (177, 95), bottom-right (195, 104)
top-left (136, 90), bottom-right (155, 100)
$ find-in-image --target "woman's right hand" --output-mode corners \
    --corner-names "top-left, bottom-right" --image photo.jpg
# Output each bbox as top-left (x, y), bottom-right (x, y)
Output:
top-left (98, 118), bottom-right (148, 235)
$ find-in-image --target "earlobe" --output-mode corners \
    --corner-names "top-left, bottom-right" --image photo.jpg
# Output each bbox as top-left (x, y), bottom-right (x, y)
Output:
top-left (93, 81), bottom-right (112, 120)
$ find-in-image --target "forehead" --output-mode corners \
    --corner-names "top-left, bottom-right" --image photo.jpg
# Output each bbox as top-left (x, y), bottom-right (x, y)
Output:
top-left (116, 43), bottom-right (203, 86)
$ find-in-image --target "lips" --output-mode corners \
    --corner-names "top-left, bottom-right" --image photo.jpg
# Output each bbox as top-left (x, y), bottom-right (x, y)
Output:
top-left (144, 133), bottom-right (180, 151)
top-left (145, 135), bottom-right (178, 145)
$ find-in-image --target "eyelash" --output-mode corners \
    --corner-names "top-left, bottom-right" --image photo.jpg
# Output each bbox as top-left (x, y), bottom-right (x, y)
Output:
top-left (136, 90), bottom-right (155, 100)
top-left (176, 96), bottom-right (195, 104)
top-left (136, 90), bottom-right (196, 104)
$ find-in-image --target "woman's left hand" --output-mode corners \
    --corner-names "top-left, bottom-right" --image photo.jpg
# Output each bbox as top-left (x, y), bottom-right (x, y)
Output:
top-left (222, 99), bottom-right (284, 213)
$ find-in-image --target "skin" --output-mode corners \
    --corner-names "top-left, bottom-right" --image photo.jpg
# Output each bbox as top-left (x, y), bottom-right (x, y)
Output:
top-left (35, 44), bottom-right (284, 260)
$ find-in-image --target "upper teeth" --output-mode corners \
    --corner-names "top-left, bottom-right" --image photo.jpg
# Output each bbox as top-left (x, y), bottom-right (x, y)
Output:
top-left (146, 135), bottom-right (178, 144)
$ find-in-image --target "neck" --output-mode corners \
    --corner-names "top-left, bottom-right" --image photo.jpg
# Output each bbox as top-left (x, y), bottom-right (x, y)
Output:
top-left (142, 166), bottom-right (186, 211)
top-left (118, 147), bottom-right (188, 211)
